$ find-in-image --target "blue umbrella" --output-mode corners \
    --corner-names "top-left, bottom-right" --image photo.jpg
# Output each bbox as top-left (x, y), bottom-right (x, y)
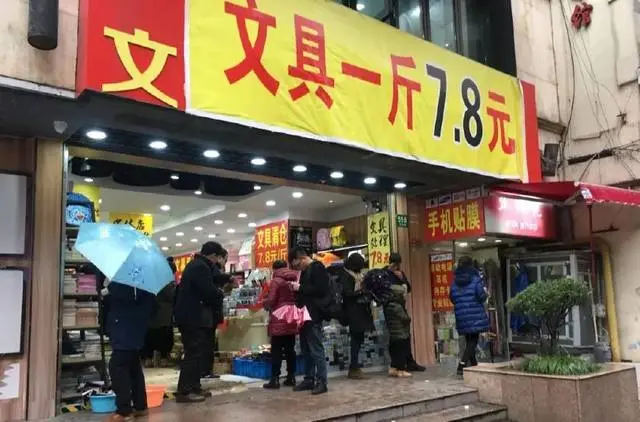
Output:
top-left (74, 223), bottom-right (174, 295)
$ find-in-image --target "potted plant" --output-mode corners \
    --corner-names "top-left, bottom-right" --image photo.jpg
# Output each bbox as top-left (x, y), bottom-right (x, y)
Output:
top-left (463, 277), bottom-right (639, 422)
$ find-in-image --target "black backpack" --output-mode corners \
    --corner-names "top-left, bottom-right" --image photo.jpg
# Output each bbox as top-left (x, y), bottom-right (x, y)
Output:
top-left (322, 273), bottom-right (344, 321)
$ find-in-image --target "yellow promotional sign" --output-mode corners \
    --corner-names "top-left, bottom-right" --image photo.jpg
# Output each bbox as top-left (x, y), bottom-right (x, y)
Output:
top-left (188, 0), bottom-right (526, 179)
top-left (367, 212), bottom-right (390, 269)
top-left (108, 213), bottom-right (153, 237)
top-left (72, 184), bottom-right (101, 221)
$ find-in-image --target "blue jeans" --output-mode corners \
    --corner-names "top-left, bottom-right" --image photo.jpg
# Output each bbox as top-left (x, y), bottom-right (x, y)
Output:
top-left (300, 321), bottom-right (327, 385)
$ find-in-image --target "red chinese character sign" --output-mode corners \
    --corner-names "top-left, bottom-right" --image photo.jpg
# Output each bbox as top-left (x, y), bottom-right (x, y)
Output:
top-left (484, 196), bottom-right (557, 240)
top-left (430, 254), bottom-right (454, 312)
top-left (173, 253), bottom-right (194, 283)
top-left (254, 220), bottom-right (289, 268)
top-left (425, 199), bottom-right (485, 242)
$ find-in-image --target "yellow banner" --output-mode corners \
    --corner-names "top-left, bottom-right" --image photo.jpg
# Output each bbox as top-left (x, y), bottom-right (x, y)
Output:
top-left (188, 0), bottom-right (526, 179)
top-left (108, 213), bottom-right (153, 236)
top-left (367, 212), bottom-right (390, 269)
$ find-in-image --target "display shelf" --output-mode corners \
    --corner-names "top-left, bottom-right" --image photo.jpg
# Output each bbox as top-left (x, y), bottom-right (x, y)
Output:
top-left (61, 357), bottom-right (103, 366)
top-left (62, 325), bottom-right (100, 331)
top-left (316, 243), bottom-right (368, 254)
top-left (65, 259), bottom-right (89, 265)
top-left (63, 292), bottom-right (99, 298)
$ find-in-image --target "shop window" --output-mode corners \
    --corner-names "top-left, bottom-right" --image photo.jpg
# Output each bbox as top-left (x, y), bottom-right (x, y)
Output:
top-left (355, 0), bottom-right (390, 20)
top-left (398, 0), bottom-right (425, 39)
top-left (426, 0), bottom-right (457, 52)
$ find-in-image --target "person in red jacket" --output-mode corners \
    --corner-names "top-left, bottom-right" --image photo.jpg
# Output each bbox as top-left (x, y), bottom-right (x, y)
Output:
top-left (263, 260), bottom-right (300, 389)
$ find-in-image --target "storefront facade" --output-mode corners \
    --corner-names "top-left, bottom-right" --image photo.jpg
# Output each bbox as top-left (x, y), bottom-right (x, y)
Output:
top-left (0, 0), bottom-right (542, 420)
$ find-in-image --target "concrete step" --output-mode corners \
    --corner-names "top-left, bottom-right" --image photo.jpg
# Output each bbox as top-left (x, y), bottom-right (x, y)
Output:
top-left (396, 402), bottom-right (508, 422)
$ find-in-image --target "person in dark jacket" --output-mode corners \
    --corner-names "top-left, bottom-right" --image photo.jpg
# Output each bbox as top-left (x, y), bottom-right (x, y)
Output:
top-left (450, 256), bottom-right (489, 376)
top-left (263, 260), bottom-right (300, 389)
top-left (386, 253), bottom-right (426, 372)
top-left (141, 257), bottom-right (177, 367)
top-left (383, 283), bottom-right (412, 377)
top-left (201, 249), bottom-right (230, 379)
top-left (289, 247), bottom-right (329, 395)
top-left (330, 253), bottom-right (374, 380)
top-left (105, 281), bottom-right (155, 421)
top-left (174, 242), bottom-right (225, 403)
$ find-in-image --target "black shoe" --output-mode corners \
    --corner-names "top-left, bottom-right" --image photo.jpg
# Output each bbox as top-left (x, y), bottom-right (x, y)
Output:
top-left (293, 380), bottom-right (314, 392)
top-left (263, 378), bottom-right (280, 389)
top-left (176, 393), bottom-right (206, 403)
top-left (456, 364), bottom-right (465, 377)
top-left (407, 362), bottom-right (426, 372)
top-left (194, 389), bottom-right (212, 398)
top-left (283, 376), bottom-right (296, 387)
top-left (201, 373), bottom-right (220, 379)
top-left (311, 382), bottom-right (328, 395)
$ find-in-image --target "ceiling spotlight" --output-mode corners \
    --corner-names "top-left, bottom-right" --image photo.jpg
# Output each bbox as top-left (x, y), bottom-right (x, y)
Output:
top-left (330, 171), bottom-right (344, 179)
top-left (364, 177), bottom-right (377, 185)
top-left (149, 140), bottom-right (167, 150)
top-left (208, 234), bottom-right (217, 239)
top-left (159, 236), bottom-right (168, 242)
top-left (292, 191), bottom-right (304, 199)
top-left (495, 239), bottom-right (503, 243)
top-left (175, 242), bottom-right (183, 247)
top-left (237, 213), bottom-right (248, 218)
top-left (251, 157), bottom-right (267, 166)
top-left (394, 182), bottom-right (407, 189)
top-left (478, 237), bottom-right (486, 242)
top-left (194, 190), bottom-right (202, 195)
top-left (214, 220), bottom-right (223, 225)
top-left (248, 222), bottom-right (257, 228)
top-left (176, 232), bottom-right (184, 237)
top-left (329, 200), bottom-right (335, 204)
top-left (458, 242), bottom-right (469, 248)
top-left (86, 129), bottom-right (107, 140)
top-left (203, 149), bottom-right (220, 158)
top-left (190, 238), bottom-right (198, 243)
top-left (293, 165), bottom-right (307, 173)
top-left (160, 204), bottom-right (171, 211)
top-left (161, 246), bottom-right (169, 251)
top-left (98, 198), bottom-right (103, 204)
top-left (254, 185), bottom-right (262, 191)
top-left (170, 174), bottom-right (180, 180)
top-left (266, 200), bottom-right (276, 207)
top-left (194, 226), bottom-right (203, 231)
top-left (84, 177), bottom-right (94, 183)
top-left (227, 228), bottom-right (236, 234)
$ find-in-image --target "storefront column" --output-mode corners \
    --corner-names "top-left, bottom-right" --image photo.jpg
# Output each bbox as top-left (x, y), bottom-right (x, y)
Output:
top-left (389, 193), bottom-right (436, 365)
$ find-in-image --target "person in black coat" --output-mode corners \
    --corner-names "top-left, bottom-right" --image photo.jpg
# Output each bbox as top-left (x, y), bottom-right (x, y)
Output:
top-left (330, 253), bottom-right (374, 380)
top-left (104, 281), bottom-right (155, 421)
top-left (174, 242), bottom-right (225, 403)
top-left (387, 253), bottom-right (426, 372)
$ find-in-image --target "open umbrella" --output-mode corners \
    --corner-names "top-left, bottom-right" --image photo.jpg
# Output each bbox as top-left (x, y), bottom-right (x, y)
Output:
top-left (74, 223), bottom-right (173, 295)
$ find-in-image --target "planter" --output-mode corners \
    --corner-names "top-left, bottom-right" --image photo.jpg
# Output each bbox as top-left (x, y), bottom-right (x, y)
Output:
top-left (464, 363), bottom-right (639, 422)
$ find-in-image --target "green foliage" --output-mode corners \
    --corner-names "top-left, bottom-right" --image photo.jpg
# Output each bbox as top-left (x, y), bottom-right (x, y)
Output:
top-left (506, 277), bottom-right (590, 355)
top-left (521, 355), bottom-right (600, 376)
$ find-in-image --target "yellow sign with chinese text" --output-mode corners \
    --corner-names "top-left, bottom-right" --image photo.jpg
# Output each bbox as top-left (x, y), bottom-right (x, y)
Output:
top-left (367, 212), bottom-right (390, 269)
top-left (108, 213), bottom-right (154, 237)
top-left (188, 0), bottom-right (528, 180)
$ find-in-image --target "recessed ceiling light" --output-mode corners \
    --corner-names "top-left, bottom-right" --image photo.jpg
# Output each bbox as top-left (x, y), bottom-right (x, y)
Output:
top-left (495, 239), bottom-right (503, 243)
top-left (84, 178), bottom-right (94, 183)
top-left (98, 198), bottom-right (103, 204)
top-left (175, 242), bottom-right (183, 247)
top-left (214, 220), bottom-right (223, 225)
top-left (364, 177), bottom-right (377, 185)
top-left (237, 213), bottom-right (248, 218)
top-left (458, 242), bottom-right (469, 248)
top-left (160, 204), bottom-right (171, 211)
top-left (194, 190), bottom-right (202, 195)
top-left (203, 149), bottom-right (220, 158)
top-left (394, 182), bottom-right (407, 189)
top-left (478, 237), bottom-right (486, 242)
top-left (248, 222), bottom-right (257, 228)
top-left (330, 171), bottom-right (344, 179)
top-left (86, 129), bottom-right (107, 140)
top-left (170, 174), bottom-right (180, 180)
top-left (292, 191), bottom-right (304, 199)
top-left (251, 157), bottom-right (266, 166)
top-left (176, 232), bottom-right (184, 237)
top-left (266, 200), bottom-right (276, 207)
top-left (149, 140), bottom-right (167, 150)
top-left (190, 238), bottom-right (198, 243)
top-left (227, 228), bottom-right (236, 234)
top-left (357, 3), bottom-right (365, 11)
top-left (329, 200), bottom-right (335, 204)
top-left (254, 185), bottom-right (262, 191)
top-left (161, 246), bottom-right (169, 251)
top-left (194, 226), bottom-right (203, 231)
top-left (159, 236), bottom-right (168, 242)
top-left (293, 165), bottom-right (307, 173)
top-left (208, 234), bottom-right (216, 239)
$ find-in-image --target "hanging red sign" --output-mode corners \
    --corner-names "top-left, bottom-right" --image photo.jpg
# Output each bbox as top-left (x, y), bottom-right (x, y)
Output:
top-left (429, 254), bottom-right (454, 312)
top-left (254, 220), bottom-right (289, 268)
top-left (484, 195), bottom-right (557, 239)
top-left (173, 253), bottom-right (194, 283)
top-left (425, 199), bottom-right (485, 242)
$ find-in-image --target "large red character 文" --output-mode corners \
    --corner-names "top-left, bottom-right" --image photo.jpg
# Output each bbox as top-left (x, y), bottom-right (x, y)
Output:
top-left (486, 91), bottom-right (516, 154)
top-left (388, 55), bottom-right (421, 130)
top-left (288, 15), bottom-right (335, 109)
top-left (224, 0), bottom-right (279, 95)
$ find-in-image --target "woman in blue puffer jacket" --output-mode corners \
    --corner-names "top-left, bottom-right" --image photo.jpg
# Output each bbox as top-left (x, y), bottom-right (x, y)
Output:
top-left (450, 256), bottom-right (489, 376)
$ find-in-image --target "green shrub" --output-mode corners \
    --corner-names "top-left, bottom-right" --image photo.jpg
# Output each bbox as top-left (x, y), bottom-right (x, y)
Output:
top-left (521, 355), bottom-right (600, 376)
top-left (506, 277), bottom-right (590, 356)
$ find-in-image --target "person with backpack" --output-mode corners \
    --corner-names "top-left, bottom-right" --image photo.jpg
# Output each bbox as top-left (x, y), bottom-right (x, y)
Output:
top-left (288, 247), bottom-right (330, 395)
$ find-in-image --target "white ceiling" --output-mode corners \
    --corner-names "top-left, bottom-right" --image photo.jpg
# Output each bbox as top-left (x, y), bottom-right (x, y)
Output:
top-left (70, 175), bottom-right (363, 255)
